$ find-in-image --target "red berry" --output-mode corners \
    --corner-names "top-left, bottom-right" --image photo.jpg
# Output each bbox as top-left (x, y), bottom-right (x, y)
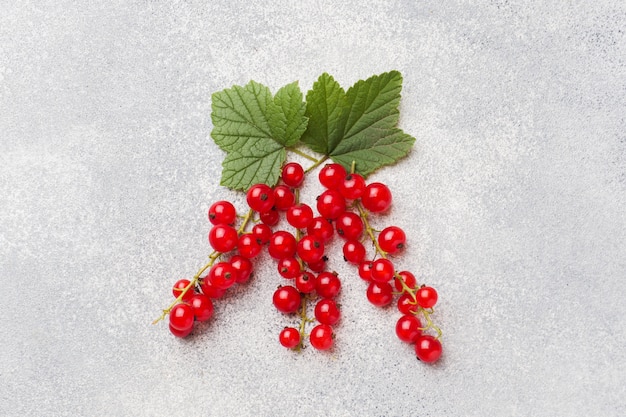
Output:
top-left (277, 257), bottom-right (301, 279)
top-left (273, 185), bottom-right (296, 211)
top-left (307, 216), bottom-right (334, 243)
top-left (361, 182), bottom-right (392, 213)
top-left (169, 323), bottom-right (193, 338)
top-left (335, 212), bottom-right (364, 240)
top-left (317, 190), bottom-right (346, 219)
top-left (318, 163), bottom-right (346, 190)
top-left (247, 184), bottom-right (275, 212)
top-left (190, 294), bottom-right (214, 322)
top-left (394, 270), bottom-right (417, 291)
top-left (282, 162), bottom-right (305, 187)
top-left (237, 233), bottom-right (262, 258)
top-left (208, 224), bottom-right (238, 253)
top-left (200, 279), bottom-right (226, 299)
top-left (370, 258), bottom-right (395, 283)
top-left (252, 223), bottom-right (272, 245)
top-left (208, 200), bottom-right (237, 226)
top-left (397, 293), bottom-right (419, 315)
top-left (415, 335), bottom-right (442, 363)
top-left (315, 271), bottom-right (341, 299)
top-left (169, 303), bottom-right (194, 331)
top-left (416, 286), bottom-right (438, 308)
top-left (358, 260), bottom-right (373, 281)
top-left (172, 279), bottom-right (194, 302)
top-left (268, 231), bottom-right (297, 259)
top-left (309, 324), bottom-right (334, 350)
top-left (395, 314), bottom-right (422, 343)
top-left (314, 299), bottom-right (341, 325)
top-left (273, 286), bottom-right (301, 314)
top-left (230, 255), bottom-right (253, 284)
top-left (378, 226), bottom-right (406, 254)
top-left (306, 257), bottom-right (327, 272)
top-left (339, 173), bottom-right (366, 200)
top-left (287, 203), bottom-right (314, 229)
top-left (208, 262), bottom-right (237, 290)
top-left (279, 327), bottom-right (301, 348)
top-left (259, 209), bottom-right (280, 226)
top-left (295, 271), bottom-right (317, 294)
top-left (343, 240), bottom-right (366, 264)
top-left (366, 281), bottom-right (393, 307)
top-left (296, 235), bottom-right (325, 264)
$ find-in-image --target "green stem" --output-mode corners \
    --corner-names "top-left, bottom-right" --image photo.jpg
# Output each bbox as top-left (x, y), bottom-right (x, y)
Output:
top-left (288, 147), bottom-right (319, 162)
top-left (304, 155), bottom-right (329, 174)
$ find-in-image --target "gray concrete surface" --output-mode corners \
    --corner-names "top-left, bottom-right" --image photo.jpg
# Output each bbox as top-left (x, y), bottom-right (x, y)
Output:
top-left (1, 1), bottom-right (625, 416)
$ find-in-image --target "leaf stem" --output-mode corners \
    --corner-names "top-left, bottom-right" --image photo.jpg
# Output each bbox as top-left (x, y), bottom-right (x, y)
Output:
top-left (288, 147), bottom-right (319, 162)
top-left (304, 155), bottom-right (329, 174)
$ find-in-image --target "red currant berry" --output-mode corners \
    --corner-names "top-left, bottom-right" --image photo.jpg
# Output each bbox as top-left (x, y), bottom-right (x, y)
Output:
top-left (190, 294), bottom-right (214, 322)
top-left (339, 173), bottom-right (366, 200)
top-left (273, 185), bottom-right (296, 211)
top-left (366, 281), bottom-right (394, 307)
top-left (237, 233), bottom-right (262, 258)
top-left (169, 323), bottom-right (193, 338)
top-left (272, 286), bottom-right (301, 314)
top-left (314, 299), bottom-right (341, 326)
top-left (287, 203), bottom-right (314, 229)
top-left (361, 182), bottom-right (392, 213)
top-left (306, 256), bottom-right (327, 272)
top-left (277, 257), bottom-right (301, 279)
top-left (268, 231), bottom-right (297, 260)
top-left (358, 260), bottom-right (373, 281)
top-left (208, 224), bottom-right (238, 253)
top-left (208, 200), bottom-right (237, 226)
top-left (370, 258), bottom-right (395, 283)
top-left (295, 271), bottom-right (317, 294)
top-left (415, 335), bottom-right (442, 363)
top-left (416, 286), bottom-right (438, 308)
top-left (246, 184), bottom-right (275, 213)
top-left (172, 279), bottom-right (194, 302)
top-left (343, 240), bottom-right (366, 264)
top-left (315, 271), bottom-right (341, 299)
top-left (378, 226), bottom-right (406, 254)
top-left (318, 163), bottom-right (347, 190)
top-left (259, 208), bottom-right (280, 226)
top-left (282, 162), bottom-right (305, 188)
top-left (296, 235), bottom-right (325, 264)
top-left (279, 327), bottom-right (301, 349)
top-left (309, 324), bottom-right (334, 350)
top-left (169, 303), bottom-right (194, 331)
top-left (394, 270), bottom-right (417, 291)
top-left (230, 255), bottom-right (253, 284)
top-left (396, 314), bottom-right (422, 343)
top-left (252, 223), bottom-right (272, 245)
top-left (200, 279), bottom-right (226, 299)
top-left (307, 217), bottom-right (334, 243)
top-left (317, 190), bottom-right (346, 219)
top-left (335, 212), bottom-right (364, 240)
top-left (208, 262), bottom-right (237, 290)
top-left (397, 293), bottom-right (419, 315)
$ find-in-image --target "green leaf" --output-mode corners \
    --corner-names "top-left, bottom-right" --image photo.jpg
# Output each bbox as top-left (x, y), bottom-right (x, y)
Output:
top-left (269, 81), bottom-right (308, 147)
top-left (220, 145), bottom-right (285, 191)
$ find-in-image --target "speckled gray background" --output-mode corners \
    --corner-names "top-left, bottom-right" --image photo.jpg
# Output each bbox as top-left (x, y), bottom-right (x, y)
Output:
top-left (1, 1), bottom-right (625, 416)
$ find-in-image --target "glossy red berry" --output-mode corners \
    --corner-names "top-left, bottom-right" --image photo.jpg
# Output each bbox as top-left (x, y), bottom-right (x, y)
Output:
top-left (230, 255), bottom-right (253, 284)
top-left (279, 327), bottom-right (301, 348)
top-left (415, 335), bottom-right (442, 363)
top-left (315, 272), bottom-right (341, 299)
top-left (394, 270), bottom-right (417, 291)
top-left (397, 293), bottom-right (419, 315)
top-left (282, 162), bottom-right (305, 188)
top-left (316, 190), bottom-right (346, 219)
top-left (208, 224), bottom-right (238, 253)
top-left (307, 217), bottom-right (334, 243)
top-left (237, 233), bottom-right (262, 258)
top-left (190, 294), bottom-right (214, 322)
top-left (309, 324), bottom-right (334, 350)
top-left (396, 314), bottom-right (422, 343)
top-left (295, 271), bottom-right (317, 294)
top-left (273, 286), bottom-right (301, 314)
top-left (296, 235), bottom-right (325, 264)
top-left (358, 260), bottom-right (373, 281)
top-left (370, 258), bottom-right (395, 283)
top-left (169, 323), bottom-right (193, 338)
top-left (252, 223), bottom-right (272, 245)
top-left (200, 279), bottom-right (226, 299)
top-left (259, 208), bottom-right (280, 226)
top-left (314, 299), bottom-right (341, 325)
top-left (208, 262), bottom-right (237, 290)
top-left (343, 240), bottom-right (366, 264)
top-left (172, 279), bottom-right (194, 302)
top-left (169, 303), bottom-right (195, 331)
top-left (366, 281), bottom-right (394, 307)
top-left (378, 226), bottom-right (406, 254)
top-left (335, 212), bottom-right (364, 240)
top-left (268, 231), bottom-right (297, 259)
top-left (306, 257), bottom-right (327, 272)
top-left (208, 200), bottom-right (237, 226)
top-left (246, 184), bottom-right (275, 212)
top-left (287, 203), bottom-right (314, 229)
top-left (416, 286), bottom-right (438, 308)
top-left (361, 182), bottom-right (392, 213)
top-left (277, 257), bottom-right (301, 279)
top-left (318, 163), bottom-right (346, 190)
top-left (273, 185), bottom-right (296, 211)
top-left (339, 173), bottom-right (366, 200)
